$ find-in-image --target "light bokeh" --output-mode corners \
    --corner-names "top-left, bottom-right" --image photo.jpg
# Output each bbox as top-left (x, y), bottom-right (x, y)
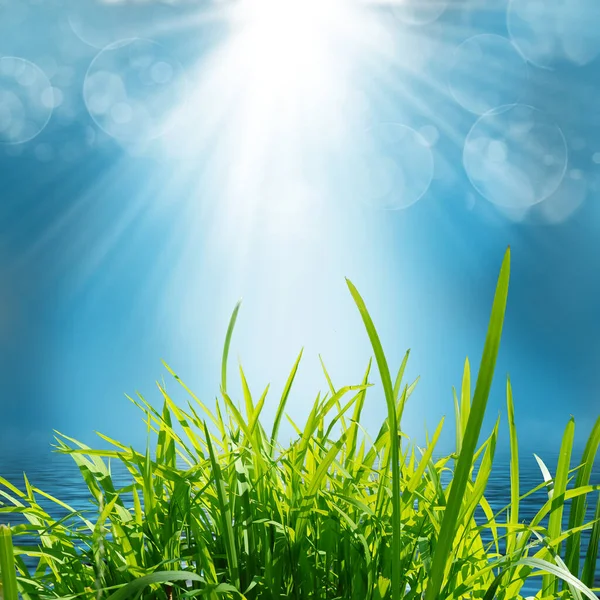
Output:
top-left (508, 0), bottom-right (600, 68)
top-left (463, 104), bottom-right (568, 208)
top-left (449, 34), bottom-right (528, 115)
top-left (0, 0), bottom-right (599, 456)
top-left (0, 57), bottom-right (53, 144)
top-left (84, 38), bottom-right (187, 142)
top-left (354, 123), bottom-right (434, 210)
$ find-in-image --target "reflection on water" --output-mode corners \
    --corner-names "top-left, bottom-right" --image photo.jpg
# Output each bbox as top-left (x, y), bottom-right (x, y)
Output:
top-left (1, 449), bottom-right (598, 594)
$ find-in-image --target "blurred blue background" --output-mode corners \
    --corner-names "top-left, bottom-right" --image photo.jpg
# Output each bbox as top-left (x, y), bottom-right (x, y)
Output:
top-left (1, 0), bottom-right (600, 462)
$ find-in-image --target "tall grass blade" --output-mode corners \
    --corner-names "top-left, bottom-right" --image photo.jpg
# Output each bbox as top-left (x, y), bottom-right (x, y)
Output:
top-left (346, 277), bottom-right (403, 600)
top-left (582, 490), bottom-right (600, 588)
top-left (424, 247), bottom-right (510, 600)
top-left (222, 299), bottom-right (242, 395)
top-left (270, 349), bottom-right (303, 455)
top-left (566, 415), bottom-right (600, 577)
top-left (0, 526), bottom-right (18, 600)
top-left (203, 421), bottom-right (240, 589)
top-left (460, 357), bottom-right (471, 436)
top-left (506, 378), bottom-right (519, 555)
top-left (543, 416), bottom-right (575, 596)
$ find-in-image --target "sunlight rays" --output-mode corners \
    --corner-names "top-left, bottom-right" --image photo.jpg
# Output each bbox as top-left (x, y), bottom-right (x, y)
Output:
top-left (157, 0), bottom-right (467, 247)
top-left (8, 0), bottom-right (594, 352)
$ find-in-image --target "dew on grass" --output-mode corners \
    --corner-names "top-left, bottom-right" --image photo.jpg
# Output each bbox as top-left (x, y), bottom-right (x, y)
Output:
top-left (83, 39), bottom-right (186, 143)
top-left (0, 57), bottom-right (53, 145)
top-left (449, 34), bottom-right (528, 115)
top-left (463, 104), bottom-right (567, 209)
top-left (356, 123), bottom-right (434, 210)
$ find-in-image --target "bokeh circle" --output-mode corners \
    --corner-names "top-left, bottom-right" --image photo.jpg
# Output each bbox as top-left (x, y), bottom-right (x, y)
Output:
top-left (83, 39), bottom-right (186, 143)
top-left (0, 57), bottom-right (53, 145)
top-left (556, 0), bottom-right (600, 65)
top-left (356, 123), bottom-right (434, 210)
top-left (68, 0), bottom-right (178, 50)
top-left (463, 104), bottom-right (567, 208)
top-left (449, 34), bottom-right (528, 115)
top-left (390, 0), bottom-right (448, 26)
top-left (539, 175), bottom-right (587, 224)
top-left (507, 0), bottom-right (600, 67)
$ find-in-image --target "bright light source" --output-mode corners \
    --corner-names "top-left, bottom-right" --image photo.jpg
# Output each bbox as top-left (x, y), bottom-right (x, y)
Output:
top-left (161, 0), bottom-right (375, 248)
top-left (231, 0), bottom-right (346, 86)
top-left (225, 0), bottom-right (355, 126)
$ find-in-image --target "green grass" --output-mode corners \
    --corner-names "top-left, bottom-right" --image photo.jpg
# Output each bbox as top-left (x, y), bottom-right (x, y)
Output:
top-left (0, 524), bottom-right (19, 600)
top-left (1, 247), bottom-right (599, 600)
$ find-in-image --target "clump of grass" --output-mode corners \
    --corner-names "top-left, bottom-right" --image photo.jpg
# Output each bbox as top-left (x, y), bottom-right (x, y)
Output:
top-left (1, 248), bottom-right (599, 600)
top-left (0, 524), bottom-right (19, 600)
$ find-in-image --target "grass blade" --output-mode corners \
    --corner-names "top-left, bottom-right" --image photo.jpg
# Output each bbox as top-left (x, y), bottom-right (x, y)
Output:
top-left (269, 349), bottom-right (303, 455)
top-left (506, 377), bottom-right (519, 556)
top-left (543, 416), bottom-right (575, 596)
top-left (460, 358), bottom-right (471, 437)
top-left (222, 300), bottom-right (242, 395)
top-left (582, 489), bottom-right (600, 587)
top-left (565, 415), bottom-right (600, 577)
top-left (203, 421), bottom-right (240, 589)
top-left (424, 247), bottom-right (510, 600)
top-left (0, 525), bottom-right (19, 600)
top-left (346, 277), bottom-right (403, 600)
top-left (105, 571), bottom-right (238, 600)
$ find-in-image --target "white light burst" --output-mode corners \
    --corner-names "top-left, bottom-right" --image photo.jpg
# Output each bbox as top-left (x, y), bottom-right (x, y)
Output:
top-left (162, 0), bottom-right (398, 258)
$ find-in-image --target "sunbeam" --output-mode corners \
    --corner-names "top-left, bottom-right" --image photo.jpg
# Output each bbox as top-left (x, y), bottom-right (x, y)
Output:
top-left (4, 0), bottom-right (600, 456)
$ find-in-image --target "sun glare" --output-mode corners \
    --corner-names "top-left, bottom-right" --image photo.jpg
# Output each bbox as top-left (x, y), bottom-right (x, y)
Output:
top-left (160, 0), bottom-right (377, 260)
top-left (233, 0), bottom-right (340, 74)
top-left (226, 0), bottom-right (357, 123)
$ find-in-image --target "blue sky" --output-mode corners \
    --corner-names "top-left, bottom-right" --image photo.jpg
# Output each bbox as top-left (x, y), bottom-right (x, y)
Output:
top-left (1, 0), bottom-right (600, 457)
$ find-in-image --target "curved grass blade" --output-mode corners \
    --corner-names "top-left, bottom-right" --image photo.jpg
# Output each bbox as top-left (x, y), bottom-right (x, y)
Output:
top-left (518, 558), bottom-right (597, 600)
top-left (534, 453), bottom-right (554, 499)
top-left (346, 277), bottom-right (403, 600)
top-left (482, 556), bottom-right (596, 600)
top-left (393, 350), bottom-right (410, 404)
top-left (269, 349), bottom-right (303, 455)
top-left (424, 247), bottom-right (510, 600)
top-left (222, 300), bottom-right (242, 395)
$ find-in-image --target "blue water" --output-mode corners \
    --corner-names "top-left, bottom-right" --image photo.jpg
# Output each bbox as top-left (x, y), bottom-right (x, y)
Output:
top-left (1, 449), bottom-right (598, 595)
